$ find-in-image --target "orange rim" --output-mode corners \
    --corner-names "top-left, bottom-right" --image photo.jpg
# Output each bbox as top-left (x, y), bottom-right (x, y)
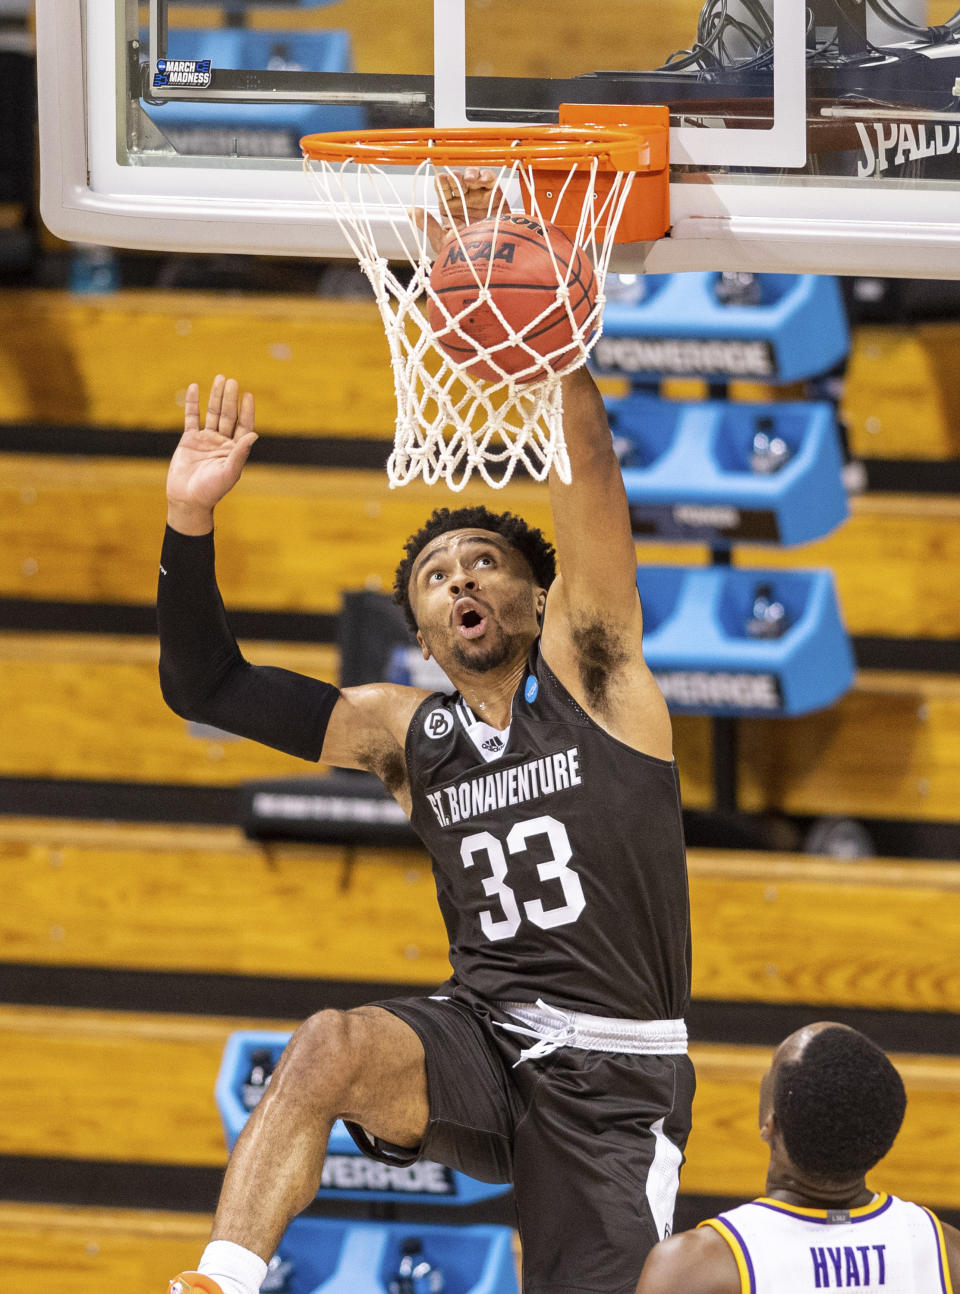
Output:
top-left (300, 125), bottom-right (647, 170)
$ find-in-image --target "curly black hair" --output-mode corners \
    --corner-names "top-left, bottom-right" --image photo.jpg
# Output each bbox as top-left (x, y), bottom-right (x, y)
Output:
top-left (774, 1026), bottom-right (907, 1182)
top-left (393, 505), bottom-right (556, 633)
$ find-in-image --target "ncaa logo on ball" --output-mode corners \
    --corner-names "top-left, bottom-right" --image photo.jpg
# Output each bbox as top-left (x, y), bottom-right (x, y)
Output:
top-left (424, 709), bottom-right (453, 739)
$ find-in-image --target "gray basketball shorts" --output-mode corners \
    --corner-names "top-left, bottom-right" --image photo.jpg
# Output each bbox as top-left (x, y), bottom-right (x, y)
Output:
top-left (342, 987), bottom-right (695, 1294)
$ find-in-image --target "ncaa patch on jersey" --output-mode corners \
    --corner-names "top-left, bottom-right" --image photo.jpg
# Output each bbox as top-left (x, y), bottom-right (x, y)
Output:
top-left (424, 708), bottom-right (453, 739)
top-left (524, 675), bottom-right (539, 703)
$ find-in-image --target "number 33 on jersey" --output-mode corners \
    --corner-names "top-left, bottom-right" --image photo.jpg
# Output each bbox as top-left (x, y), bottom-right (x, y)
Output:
top-left (405, 647), bottom-right (692, 1020)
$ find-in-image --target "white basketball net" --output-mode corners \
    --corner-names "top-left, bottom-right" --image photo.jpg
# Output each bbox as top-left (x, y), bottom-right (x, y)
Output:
top-left (303, 149), bottom-right (637, 490)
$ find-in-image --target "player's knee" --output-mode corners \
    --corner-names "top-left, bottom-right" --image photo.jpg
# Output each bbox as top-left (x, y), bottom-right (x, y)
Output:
top-left (276, 1008), bottom-right (366, 1107)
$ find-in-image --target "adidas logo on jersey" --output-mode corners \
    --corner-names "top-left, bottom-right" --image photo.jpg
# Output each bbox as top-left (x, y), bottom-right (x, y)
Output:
top-left (481, 735), bottom-right (505, 752)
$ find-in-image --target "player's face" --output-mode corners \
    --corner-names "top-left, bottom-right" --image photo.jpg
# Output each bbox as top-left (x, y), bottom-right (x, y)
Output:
top-left (409, 528), bottom-right (546, 675)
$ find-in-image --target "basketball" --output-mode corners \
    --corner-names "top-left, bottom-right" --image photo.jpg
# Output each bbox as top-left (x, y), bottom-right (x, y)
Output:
top-left (428, 213), bottom-right (597, 383)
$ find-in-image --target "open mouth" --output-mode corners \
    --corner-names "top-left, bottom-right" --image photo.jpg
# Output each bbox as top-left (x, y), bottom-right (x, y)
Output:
top-left (455, 600), bottom-right (488, 639)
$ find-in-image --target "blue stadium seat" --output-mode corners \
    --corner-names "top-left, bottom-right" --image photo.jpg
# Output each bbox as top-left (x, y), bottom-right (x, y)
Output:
top-left (610, 396), bottom-right (849, 547)
top-left (635, 566), bottom-right (855, 717)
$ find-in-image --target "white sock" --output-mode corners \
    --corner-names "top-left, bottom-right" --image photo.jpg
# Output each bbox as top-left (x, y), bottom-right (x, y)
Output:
top-left (197, 1240), bottom-right (269, 1294)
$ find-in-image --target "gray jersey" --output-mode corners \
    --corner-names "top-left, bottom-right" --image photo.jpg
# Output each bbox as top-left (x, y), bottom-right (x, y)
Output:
top-left (405, 643), bottom-right (690, 1018)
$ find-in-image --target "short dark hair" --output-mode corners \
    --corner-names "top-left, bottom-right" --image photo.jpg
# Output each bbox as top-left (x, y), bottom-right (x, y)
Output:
top-left (774, 1026), bottom-right (906, 1181)
top-left (393, 505), bottom-right (556, 632)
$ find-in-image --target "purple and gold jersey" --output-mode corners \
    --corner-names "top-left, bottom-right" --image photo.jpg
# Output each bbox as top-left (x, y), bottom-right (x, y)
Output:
top-left (701, 1193), bottom-right (954, 1293)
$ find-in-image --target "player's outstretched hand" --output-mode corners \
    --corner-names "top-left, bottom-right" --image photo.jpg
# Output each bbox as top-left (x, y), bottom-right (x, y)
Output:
top-left (417, 166), bottom-right (507, 255)
top-left (166, 375), bottom-right (257, 532)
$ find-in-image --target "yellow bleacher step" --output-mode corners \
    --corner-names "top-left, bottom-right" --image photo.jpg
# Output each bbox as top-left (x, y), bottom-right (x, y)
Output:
top-left (2, 292), bottom-right (958, 458)
top-left (1, 1005), bottom-right (957, 1207)
top-left (4, 451), bottom-right (960, 639)
top-left (0, 1202), bottom-right (211, 1294)
top-left (1, 820), bottom-right (958, 1012)
top-left (2, 633), bottom-right (959, 821)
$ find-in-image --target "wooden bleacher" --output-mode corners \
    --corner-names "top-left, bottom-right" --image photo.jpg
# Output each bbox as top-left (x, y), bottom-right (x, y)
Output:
top-left (688, 848), bottom-right (960, 1013)
top-left (1, 458), bottom-right (548, 617)
top-left (2, 634), bottom-right (958, 821)
top-left (0, 1004), bottom-right (267, 1169)
top-left (0, 293), bottom-right (398, 436)
top-left (0, 820), bottom-right (447, 984)
top-left (0, 634), bottom-right (338, 787)
top-left (0, 1202), bottom-right (211, 1294)
top-left (1, 819), bottom-right (958, 1013)
top-left (2, 292), bottom-right (960, 460)
top-left (3, 815), bottom-right (958, 1227)
top-left (4, 446), bottom-right (960, 639)
top-left (843, 322), bottom-right (960, 462)
top-left (723, 670), bottom-right (960, 821)
top-left (3, 1000), bottom-right (958, 1207)
top-left (3, 1020), bottom-right (958, 1294)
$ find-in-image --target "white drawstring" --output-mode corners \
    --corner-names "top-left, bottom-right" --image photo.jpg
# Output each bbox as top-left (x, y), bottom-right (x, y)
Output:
top-left (495, 999), bottom-right (688, 1066)
top-left (496, 998), bottom-right (579, 1066)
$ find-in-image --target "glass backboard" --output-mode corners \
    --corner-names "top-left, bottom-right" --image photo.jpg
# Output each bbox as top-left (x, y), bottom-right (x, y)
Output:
top-left (36, 0), bottom-right (960, 276)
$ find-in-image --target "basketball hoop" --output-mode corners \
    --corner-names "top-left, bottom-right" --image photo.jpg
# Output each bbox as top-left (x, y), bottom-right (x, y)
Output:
top-left (301, 106), bottom-right (669, 490)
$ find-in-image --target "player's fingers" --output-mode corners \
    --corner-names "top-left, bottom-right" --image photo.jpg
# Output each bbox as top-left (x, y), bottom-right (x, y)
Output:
top-left (436, 168), bottom-right (463, 200)
top-left (204, 374), bottom-right (226, 432)
top-left (219, 377), bottom-right (240, 437)
top-left (409, 201), bottom-right (455, 257)
top-left (421, 213), bottom-right (450, 255)
top-left (183, 382), bottom-right (200, 433)
top-left (464, 168), bottom-right (505, 219)
top-left (462, 168), bottom-right (497, 201)
top-left (436, 171), bottom-right (469, 221)
top-left (463, 167), bottom-right (495, 188)
top-left (228, 429), bottom-right (258, 475)
top-left (236, 391), bottom-right (255, 439)
top-left (408, 205), bottom-right (441, 238)
top-left (438, 166), bottom-right (493, 192)
top-left (435, 167), bottom-right (501, 231)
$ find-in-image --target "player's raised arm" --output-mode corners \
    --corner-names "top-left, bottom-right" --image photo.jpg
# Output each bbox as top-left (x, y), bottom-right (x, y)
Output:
top-left (547, 363), bottom-right (641, 621)
top-left (419, 170), bottom-right (637, 623)
top-left (158, 377), bottom-right (422, 791)
top-left (539, 363), bottom-right (673, 759)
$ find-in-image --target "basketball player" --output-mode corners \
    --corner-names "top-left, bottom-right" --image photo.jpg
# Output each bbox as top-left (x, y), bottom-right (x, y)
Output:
top-left (635, 1022), bottom-right (960, 1293)
top-left (160, 174), bottom-right (692, 1294)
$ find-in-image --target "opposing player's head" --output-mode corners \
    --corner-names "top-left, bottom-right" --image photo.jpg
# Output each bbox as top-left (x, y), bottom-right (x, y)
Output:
top-left (395, 506), bottom-right (556, 675)
top-left (760, 1022), bottom-right (906, 1186)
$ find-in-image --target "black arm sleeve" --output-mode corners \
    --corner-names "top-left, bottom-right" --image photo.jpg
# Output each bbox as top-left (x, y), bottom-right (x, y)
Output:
top-left (157, 525), bottom-right (339, 762)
